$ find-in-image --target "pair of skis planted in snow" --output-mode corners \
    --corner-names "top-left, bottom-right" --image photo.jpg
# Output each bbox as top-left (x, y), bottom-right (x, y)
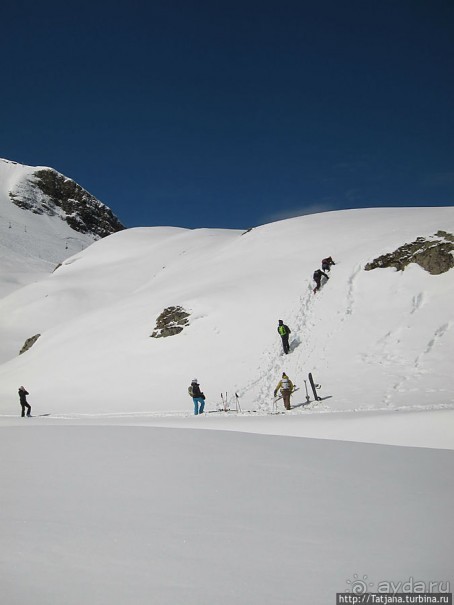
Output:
top-left (219, 391), bottom-right (242, 413)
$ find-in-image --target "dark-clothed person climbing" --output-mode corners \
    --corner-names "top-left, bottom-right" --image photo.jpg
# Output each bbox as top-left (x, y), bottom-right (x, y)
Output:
top-left (277, 320), bottom-right (291, 354)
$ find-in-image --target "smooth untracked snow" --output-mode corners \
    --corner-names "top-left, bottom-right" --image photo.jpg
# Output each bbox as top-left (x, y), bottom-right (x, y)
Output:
top-left (1, 425), bottom-right (453, 605)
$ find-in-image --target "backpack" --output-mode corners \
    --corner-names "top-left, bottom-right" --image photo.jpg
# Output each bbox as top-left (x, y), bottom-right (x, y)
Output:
top-left (188, 385), bottom-right (194, 397)
top-left (281, 377), bottom-right (290, 390)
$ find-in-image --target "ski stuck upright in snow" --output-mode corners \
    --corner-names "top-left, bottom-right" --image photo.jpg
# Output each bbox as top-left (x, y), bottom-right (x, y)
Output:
top-left (308, 373), bottom-right (321, 401)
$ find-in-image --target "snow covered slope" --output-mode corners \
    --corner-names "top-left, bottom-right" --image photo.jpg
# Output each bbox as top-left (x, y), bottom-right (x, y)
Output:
top-left (0, 158), bottom-right (123, 298)
top-left (2, 205), bottom-right (452, 605)
top-left (1, 425), bottom-right (452, 605)
top-left (0, 207), bottom-right (453, 416)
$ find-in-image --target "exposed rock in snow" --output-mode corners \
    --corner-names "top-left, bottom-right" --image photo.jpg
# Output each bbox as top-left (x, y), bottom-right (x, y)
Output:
top-left (151, 306), bottom-right (190, 338)
top-left (365, 230), bottom-right (454, 275)
top-left (19, 333), bottom-right (41, 355)
top-left (9, 165), bottom-right (124, 238)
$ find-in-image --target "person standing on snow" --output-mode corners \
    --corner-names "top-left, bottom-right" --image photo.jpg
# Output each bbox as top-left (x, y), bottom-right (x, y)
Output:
top-left (313, 268), bottom-right (329, 293)
top-left (277, 320), bottom-right (291, 354)
top-left (188, 379), bottom-right (206, 415)
top-left (18, 386), bottom-right (31, 417)
top-left (321, 256), bottom-right (336, 272)
top-left (273, 372), bottom-right (294, 411)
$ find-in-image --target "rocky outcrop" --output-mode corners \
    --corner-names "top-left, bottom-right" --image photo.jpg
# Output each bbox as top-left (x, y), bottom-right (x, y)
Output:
top-left (150, 306), bottom-right (190, 338)
top-left (365, 231), bottom-right (454, 275)
top-left (19, 334), bottom-right (41, 355)
top-left (9, 167), bottom-right (124, 238)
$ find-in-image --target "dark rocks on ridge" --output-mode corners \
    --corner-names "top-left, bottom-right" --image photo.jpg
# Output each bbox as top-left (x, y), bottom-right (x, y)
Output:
top-left (19, 334), bottom-right (41, 355)
top-left (9, 168), bottom-right (124, 239)
top-left (365, 231), bottom-right (454, 275)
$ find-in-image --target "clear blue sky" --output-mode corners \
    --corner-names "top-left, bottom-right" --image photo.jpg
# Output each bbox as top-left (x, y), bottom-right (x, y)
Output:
top-left (1, 0), bottom-right (453, 229)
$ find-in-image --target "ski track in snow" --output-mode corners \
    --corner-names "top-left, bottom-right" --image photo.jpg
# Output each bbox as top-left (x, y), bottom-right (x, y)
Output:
top-left (240, 263), bottom-right (362, 413)
top-left (345, 263), bottom-right (362, 317)
top-left (241, 258), bottom-right (453, 415)
top-left (410, 291), bottom-right (425, 314)
top-left (312, 263), bottom-right (362, 369)
top-left (419, 322), bottom-right (451, 360)
top-left (248, 282), bottom-right (318, 411)
top-left (383, 321), bottom-right (453, 406)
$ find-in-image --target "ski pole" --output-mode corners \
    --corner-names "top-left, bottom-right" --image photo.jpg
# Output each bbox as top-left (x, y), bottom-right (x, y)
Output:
top-left (221, 392), bottom-right (228, 411)
top-left (304, 380), bottom-right (310, 402)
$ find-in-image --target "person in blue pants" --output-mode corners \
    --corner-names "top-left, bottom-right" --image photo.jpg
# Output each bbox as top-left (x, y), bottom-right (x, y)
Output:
top-left (188, 379), bottom-right (206, 415)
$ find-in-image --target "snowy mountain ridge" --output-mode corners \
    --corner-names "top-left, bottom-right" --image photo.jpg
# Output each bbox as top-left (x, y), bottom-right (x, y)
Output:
top-left (0, 205), bottom-right (453, 418)
top-left (1, 157), bottom-right (124, 236)
top-left (0, 158), bottom-right (124, 297)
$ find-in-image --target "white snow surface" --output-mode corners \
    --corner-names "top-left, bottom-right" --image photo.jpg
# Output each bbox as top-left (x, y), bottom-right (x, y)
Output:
top-left (0, 205), bottom-right (453, 419)
top-left (1, 423), bottom-right (453, 605)
top-left (1, 202), bottom-right (454, 603)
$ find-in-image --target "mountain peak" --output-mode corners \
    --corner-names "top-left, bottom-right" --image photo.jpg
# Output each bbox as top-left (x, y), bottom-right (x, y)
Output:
top-left (0, 158), bottom-right (125, 297)
top-left (2, 159), bottom-right (124, 238)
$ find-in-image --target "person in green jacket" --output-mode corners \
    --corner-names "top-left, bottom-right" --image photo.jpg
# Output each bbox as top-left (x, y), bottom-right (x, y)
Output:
top-left (277, 320), bottom-right (291, 354)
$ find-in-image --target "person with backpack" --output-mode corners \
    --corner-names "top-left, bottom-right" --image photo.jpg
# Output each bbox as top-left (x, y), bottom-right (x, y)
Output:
top-left (188, 379), bottom-right (206, 415)
top-left (321, 256), bottom-right (336, 272)
top-left (313, 268), bottom-right (329, 293)
top-left (277, 319), bottom-right (291, 354)
top-left (273, 372), bottom-right (294, 411)
top-left (18, 386), bottom-right (31, 417)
